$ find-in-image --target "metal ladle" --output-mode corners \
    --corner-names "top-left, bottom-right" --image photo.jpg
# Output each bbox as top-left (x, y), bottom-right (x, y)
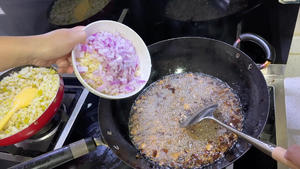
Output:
top-left (180, 104), bottom-right (299, 169)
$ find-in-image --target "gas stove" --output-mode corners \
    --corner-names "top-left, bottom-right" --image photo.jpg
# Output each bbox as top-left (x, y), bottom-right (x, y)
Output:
top-left (56, 68), bottom-right (285, 169)
top-left (57, 73), bottom-right (282, 169)
top-left (0, 67), bottom-right (284, 169)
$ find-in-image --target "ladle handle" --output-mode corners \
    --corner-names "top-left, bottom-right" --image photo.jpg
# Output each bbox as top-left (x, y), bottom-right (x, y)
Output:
top-left (212, 118), bottom-right (299, 169)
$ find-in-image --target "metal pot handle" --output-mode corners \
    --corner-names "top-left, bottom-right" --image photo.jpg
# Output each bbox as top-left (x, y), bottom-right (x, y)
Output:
top-left (9, 137), bottom-right (106, 169)
top-left (233, 33), bottom-right (276, 69)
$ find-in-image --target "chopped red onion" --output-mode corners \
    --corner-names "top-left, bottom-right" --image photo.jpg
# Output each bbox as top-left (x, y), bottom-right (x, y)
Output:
top-left (75, 31), bottom-right (145, 95)
top-left (81, 44), bottom-right (87, 52)
top-left (77, 66), bottom-right (88, 73)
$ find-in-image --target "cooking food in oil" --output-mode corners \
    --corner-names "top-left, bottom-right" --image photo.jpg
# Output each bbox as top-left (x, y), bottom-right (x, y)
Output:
top-left (129, 73), bottom-right (243, 168)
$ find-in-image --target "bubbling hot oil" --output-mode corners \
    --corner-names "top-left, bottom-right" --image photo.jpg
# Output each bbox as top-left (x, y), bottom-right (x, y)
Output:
top-left (129, 73), bottom-right (243, 168)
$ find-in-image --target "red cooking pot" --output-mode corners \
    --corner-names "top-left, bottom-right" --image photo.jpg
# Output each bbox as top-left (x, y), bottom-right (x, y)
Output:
top-left (0, 65), bottom-right (64, 146)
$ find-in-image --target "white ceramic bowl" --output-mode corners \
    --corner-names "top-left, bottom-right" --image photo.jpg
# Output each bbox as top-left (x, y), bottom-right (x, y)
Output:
top-left (72, 20), bottom-right (152, 99)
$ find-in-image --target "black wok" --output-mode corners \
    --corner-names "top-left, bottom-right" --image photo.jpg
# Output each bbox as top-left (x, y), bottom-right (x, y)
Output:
top-left (10, 33), bottom-right (274, 169)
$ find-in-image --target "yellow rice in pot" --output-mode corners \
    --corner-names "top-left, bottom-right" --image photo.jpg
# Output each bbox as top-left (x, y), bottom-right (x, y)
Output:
top-left (0, 67), bottom-right (59, 139)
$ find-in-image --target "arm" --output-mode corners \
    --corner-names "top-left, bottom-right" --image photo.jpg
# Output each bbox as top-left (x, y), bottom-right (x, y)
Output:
top-left (0, 26), bottom-right (86, 73)
top-left (0, 35), bottom-right (40, 71)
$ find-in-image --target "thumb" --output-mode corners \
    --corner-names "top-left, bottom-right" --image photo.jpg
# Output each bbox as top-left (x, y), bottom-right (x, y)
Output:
top-left (285, 145), bottom-right (300, 167)
top-left (68, 26), bottom-right (87, 45)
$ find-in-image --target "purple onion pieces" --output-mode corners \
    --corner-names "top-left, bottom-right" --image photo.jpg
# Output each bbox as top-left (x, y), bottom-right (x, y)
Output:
top-left (76, 31), bottom-right (145, 95)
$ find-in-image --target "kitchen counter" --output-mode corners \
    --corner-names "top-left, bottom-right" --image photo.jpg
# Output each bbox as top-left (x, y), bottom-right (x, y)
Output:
top-left (285, 6), bottom-right (300, 147)
top-left (261, 64), bottom-right (288, 169)
top-left (280, 5), bottom-right (300, 169)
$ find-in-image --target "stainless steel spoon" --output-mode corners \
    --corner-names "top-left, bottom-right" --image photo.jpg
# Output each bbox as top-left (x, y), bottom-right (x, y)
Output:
top-left (180, 104), bottom-right (299, 169)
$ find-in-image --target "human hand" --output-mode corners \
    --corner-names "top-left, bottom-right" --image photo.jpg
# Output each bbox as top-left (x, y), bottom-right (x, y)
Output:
top-left (32, 26), bottom-right (86, 73)
top-left (285, 144), bottom-right (300, 168)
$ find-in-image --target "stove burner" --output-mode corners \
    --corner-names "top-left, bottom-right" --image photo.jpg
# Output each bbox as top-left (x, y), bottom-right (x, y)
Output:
top-left (27, 104), bottom-right (66, 141)
top-left (14, 104), bottom-right (67, 152)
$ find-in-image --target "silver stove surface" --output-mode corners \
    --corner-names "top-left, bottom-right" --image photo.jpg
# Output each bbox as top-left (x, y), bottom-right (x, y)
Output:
top-left (262, 64), bottom-right (288, 169)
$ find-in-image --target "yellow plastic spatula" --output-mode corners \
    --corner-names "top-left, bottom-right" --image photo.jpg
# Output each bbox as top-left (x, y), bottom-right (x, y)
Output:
top-left (0, 87), bottom-right (38, 130)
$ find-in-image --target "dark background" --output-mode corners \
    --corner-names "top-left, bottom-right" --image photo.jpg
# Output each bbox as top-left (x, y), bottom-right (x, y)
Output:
top-left (0, 0), bottom-right (298, 63)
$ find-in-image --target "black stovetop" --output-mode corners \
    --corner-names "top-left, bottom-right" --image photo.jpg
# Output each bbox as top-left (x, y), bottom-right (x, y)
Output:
top-left (56, 92), bottom-right (131, 169)
top-left (54, 85), bottom-right (277, 169)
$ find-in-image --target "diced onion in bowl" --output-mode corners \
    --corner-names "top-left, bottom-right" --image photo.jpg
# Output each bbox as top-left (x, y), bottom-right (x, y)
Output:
top-left (74, 31), bottom-right (146, 96)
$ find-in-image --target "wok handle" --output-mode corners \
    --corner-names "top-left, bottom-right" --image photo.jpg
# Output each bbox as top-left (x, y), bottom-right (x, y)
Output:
top-left (212, 118), bottom-right (299, 169)
top-left (9, 137), bottom-right (99, 169)
top-left (233, 33), bottom-right (276, 69)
